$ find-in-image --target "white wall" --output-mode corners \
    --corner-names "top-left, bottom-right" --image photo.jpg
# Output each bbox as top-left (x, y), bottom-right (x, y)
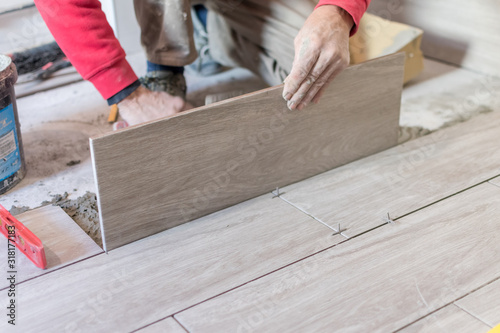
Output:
top-left (100, 0), bottom-right (142, 55)
top-left (368, 0), bottom-right (500, 77)
top-left (0, 5), bottom-right (54, 54)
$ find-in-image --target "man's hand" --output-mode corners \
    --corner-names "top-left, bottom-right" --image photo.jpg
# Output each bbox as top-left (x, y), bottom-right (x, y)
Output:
top-left (283, 5), bottom-right (354, 110)
top-left (117, 85), bottom-right (191, 126)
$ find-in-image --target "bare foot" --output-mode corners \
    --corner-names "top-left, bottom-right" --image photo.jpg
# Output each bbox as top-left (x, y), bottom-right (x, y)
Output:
top-left (117, 85), bottom-right (190, 126)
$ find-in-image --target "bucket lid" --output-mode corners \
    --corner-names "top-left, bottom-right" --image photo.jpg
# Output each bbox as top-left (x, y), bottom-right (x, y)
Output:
top-left (0, 54), bottom-right (18, 95)
top-left (0, 55), bottom-right (11, 72)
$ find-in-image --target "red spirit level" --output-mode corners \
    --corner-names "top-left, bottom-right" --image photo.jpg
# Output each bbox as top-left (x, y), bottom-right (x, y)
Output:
top-left (0, 204), bottom-right (46, 269)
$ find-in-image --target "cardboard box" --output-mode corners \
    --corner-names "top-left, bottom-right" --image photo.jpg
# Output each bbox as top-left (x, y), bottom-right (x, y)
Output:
top-left (350, 13), bottom-right (424, 83)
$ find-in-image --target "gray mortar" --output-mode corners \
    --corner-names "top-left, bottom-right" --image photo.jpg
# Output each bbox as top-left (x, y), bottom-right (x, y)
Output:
top-left (398, 126), bottom-right (431, 144)
top-left (9, 205), bottom-right (30, 216)
top-left (10, 191), bottom-right (102, 248)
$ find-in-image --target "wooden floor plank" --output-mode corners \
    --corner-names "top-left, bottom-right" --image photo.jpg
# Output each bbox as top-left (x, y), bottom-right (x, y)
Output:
top-left (90, 54), bottom-right (404, 251)
top-left (175, 183), bottom-right (500, 332)
top-left (0, 205), bottom-right (102, 289)
top-left (456, 279), bottom-right (500, 328)
top-left (0, 194), bottom-right (339, 332)
top-left (279, 111), bottom-right (500, 240)
top-left (398, 304), bottom-right (490, 333)
top-left (137, 317), bottom-right (187, 333)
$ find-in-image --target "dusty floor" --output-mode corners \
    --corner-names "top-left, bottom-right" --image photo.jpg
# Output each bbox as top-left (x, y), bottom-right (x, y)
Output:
top-left (1, 54), bottom-right (499, 246)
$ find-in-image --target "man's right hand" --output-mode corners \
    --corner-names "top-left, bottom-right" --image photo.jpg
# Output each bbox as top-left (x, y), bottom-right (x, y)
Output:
top-left (117, 85), bottom-right (190, 127)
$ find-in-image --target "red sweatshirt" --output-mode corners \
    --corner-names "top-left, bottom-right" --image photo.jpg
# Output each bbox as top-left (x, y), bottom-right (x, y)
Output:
top-left (34, 0), bottom-right (370, 100)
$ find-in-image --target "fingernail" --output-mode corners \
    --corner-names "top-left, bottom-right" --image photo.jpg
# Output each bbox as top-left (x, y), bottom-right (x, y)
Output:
top-left (297, 102), bottom-right (307, 111)
top-left (287, 100), bottom-right (295, 110)
top-left (283, 92), bottom-right (292, 101)
top-left (113, 120), bottom-right (129, 131)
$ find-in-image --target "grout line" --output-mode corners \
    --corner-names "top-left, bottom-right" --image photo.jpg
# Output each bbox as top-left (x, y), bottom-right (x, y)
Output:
top-left (276, 173), bottom-right (500, 241)
top-left (129, 320), bottom-right (161, 332)
top-left (129, 318), bottom-right (166, 333)
top-left (173, 315), bottom-right (190, 333)
top-left (394, 174), bottom-right (500, 221)
top-left (277, 195), bottom-right (349, 238)
top-left (453, 303), bottom-right (493, 328)
top-left (394, 275), bottom-right (500, 332)
top-left (488, 180), bottom-right (500, 189)
top-left (130, 316), bottom-right (190, 333)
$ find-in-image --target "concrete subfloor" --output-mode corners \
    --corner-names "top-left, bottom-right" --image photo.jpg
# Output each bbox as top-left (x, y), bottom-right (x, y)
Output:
top-left (1, 54), bottom-right (499, 246)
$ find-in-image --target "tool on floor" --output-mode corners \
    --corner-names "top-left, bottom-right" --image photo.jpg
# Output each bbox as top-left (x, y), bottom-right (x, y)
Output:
top-left (0, 54), bottom-right (26, 194)
top-left (112, 120), bottom-right (129, 131)
top-left (8, 41), bottom-right (65, 75)
top-left (0, 205), bottom-right (47, 269)
top-left (0, 3), bottom-right (36, 16)
top-left (108, 104), bottom-right (129, 131)
top-left (108, 104), bottom-right (119, 123)
top-left (16, 57), bottom-right (72, 84)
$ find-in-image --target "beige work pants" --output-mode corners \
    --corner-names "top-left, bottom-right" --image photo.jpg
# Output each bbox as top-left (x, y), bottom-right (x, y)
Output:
top-left (133, 0), bottom-right (317, 85)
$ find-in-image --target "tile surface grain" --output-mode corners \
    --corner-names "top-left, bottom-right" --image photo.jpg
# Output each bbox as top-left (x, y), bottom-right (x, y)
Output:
top-left (176, 184), bottom-right (500, 332)
top-left (0, 195), bottom-right (338, 332)
top-left (91, 54), bottom-right (404, 251)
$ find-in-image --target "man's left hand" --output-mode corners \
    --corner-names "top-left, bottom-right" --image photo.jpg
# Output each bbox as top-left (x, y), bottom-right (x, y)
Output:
top-left (283, 5), bottom-right (354, 110)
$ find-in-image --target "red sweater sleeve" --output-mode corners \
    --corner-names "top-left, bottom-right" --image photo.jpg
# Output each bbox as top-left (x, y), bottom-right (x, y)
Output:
top-left (34, 0), bottom-right (138, 99)
top-left (316, 0), bottom-right (371, 35)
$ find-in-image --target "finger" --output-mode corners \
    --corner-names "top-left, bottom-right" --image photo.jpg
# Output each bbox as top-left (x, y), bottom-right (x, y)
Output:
top-left (295, 63), bottom-right (336, 110)
top-left (283, 57), bottom-right (318, 103)
top-left (182, 101), bottom-right (194, 111)
top-left (169, 96), bottom-right (186, 114)
top-left (310, 65), bottom-right (345, 105)
top-left (311, 88), bottom-right (325, 105)
top-left (113, 120), bottom-right (129, 131)
top-left (287, 54), bottom-right (331, 110)
top-left (299, 64), bottom-right (345, 109)
top-left (283, 40), bottom-right (319, 101)
top-left (155, 92), bottom-right (185, 115)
